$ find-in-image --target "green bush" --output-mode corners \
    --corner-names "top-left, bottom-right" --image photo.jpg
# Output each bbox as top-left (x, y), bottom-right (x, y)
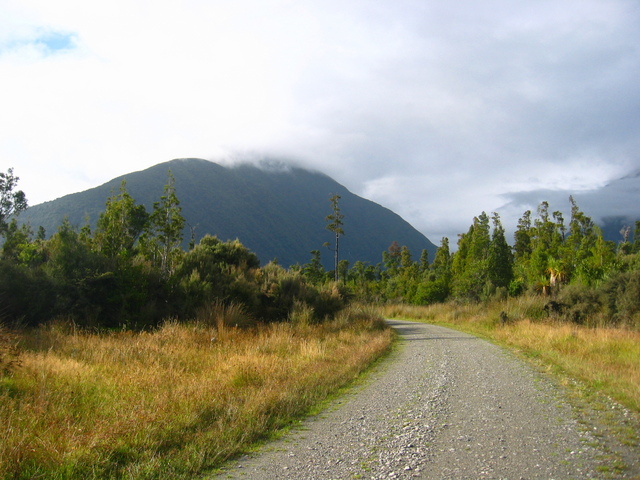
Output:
top-left (413, 279), bottom-right (449, 305)
top-left (557, 284), bottom-right (605, 325)
top-left (0, 261), bottom-right (57, 326)
top-left (603, 270), bottom-right (640, 327)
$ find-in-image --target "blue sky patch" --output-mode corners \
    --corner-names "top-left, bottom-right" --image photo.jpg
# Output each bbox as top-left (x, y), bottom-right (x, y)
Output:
top-left (1, 30), bottom-right (78, 56)
top-left (34, 31), bottom-right (77, 53)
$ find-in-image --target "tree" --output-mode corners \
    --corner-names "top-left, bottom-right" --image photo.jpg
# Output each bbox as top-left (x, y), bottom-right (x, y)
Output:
top-left (94, 180), bottom-right (148, 259)
top-left (419, 249), bottom-right (429, 273)
top-left (383, 241), bottom-right (402, 276)
top-left (0, 168), bottom-right (28, 236)
top-left (432, 237), bottom-right (451, 281)
top-left (1, 219), bottom-right (32, 261)
top-left (303, 250), bottom-right (326, 285)
top-left (141, 171), bottom-right (185, 277)
top-left (513, 210), bottom-right (532, 261)
top-left (325, 194), bottom-right (344, 282)
top-left (487, 212), bottom-right (514, 289)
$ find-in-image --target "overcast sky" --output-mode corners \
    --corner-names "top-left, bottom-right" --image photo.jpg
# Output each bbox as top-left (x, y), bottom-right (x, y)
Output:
top-left (2, 0), bottom-right (639, 243)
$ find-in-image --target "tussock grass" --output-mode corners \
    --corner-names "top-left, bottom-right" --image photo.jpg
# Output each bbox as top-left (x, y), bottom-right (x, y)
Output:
top-left (381, 298), bottom-right (640, 414)
top-left (0, 308), bottom-right (392, 479)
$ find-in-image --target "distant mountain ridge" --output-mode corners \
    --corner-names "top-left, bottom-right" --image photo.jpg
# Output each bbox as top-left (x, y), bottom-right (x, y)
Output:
top-left (22, 158), bottom-right (437, 268)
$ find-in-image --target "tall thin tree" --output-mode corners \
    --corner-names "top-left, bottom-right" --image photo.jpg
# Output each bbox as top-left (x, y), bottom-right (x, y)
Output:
top-left (325, 194), bottom-right (344, 282)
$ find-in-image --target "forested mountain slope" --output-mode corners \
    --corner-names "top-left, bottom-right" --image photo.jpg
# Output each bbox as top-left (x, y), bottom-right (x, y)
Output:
top-left (22, 158), bottom-right (436, 268)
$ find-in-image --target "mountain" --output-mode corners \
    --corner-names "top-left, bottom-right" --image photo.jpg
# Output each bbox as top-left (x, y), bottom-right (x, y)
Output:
top-left (592, 169), bottom-right (640, 242)
top-left (21, 158), bottom-right (437, 268)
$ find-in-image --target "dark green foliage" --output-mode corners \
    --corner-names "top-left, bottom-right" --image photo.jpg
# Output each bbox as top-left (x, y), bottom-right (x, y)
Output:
top-left (413, 278), bottom-right (449, 304)
top-left (303, 250), bottom-right (326, 285)
top-left (0, 168), bottom-right (28, 236)
top-left (556, 284), bottom-right (604, 325)
top-left (94, 181), bottom-right (148, 259)
top-left (602, 270), bottom-right (640, 326)
top-left (0, 171), bottom-right (352, 328)
top-left (487, 213), bottom-right (513, 289)
top-left (173, 235), bottom-right (261, 318)
top-left (1, 219), bottom-right (32, 261)
top-left (258, 263), bottom-right (346, 323)
top-left (141, 171), bottom-right (185, 277)
top-left (451, 212), bottom-right (509, 301)
top-left (0, 260), bottom-right (57, 325)
top-left (5, 162), bottom-right (640, 329)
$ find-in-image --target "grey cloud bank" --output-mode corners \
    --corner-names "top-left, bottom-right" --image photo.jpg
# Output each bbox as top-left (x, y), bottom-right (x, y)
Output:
top-left (1, 0), bottom-right (639, 244)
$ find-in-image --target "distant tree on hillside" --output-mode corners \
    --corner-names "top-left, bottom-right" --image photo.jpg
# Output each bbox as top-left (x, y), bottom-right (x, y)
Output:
top-left (325, 194), bottom-right (344, 282)
top-left (0, 168), bottom-right (27, 237)
top-left (140, 171), bottom-right (185, 277)
top-left (94, 181), bottom-right (149, 259)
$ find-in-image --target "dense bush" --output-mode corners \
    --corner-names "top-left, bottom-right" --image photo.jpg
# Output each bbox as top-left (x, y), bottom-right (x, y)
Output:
top-left (556, 284), bottom-right (605, 326)
top-left (0, 176), bottom-right (350, 328)
top-left (603, 270), bottom-right (640, 327)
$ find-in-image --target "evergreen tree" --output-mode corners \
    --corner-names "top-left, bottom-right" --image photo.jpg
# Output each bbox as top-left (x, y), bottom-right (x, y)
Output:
top-left (419, 249), bottom-right (429, 273)
top-left (400, 245), bottom-right (414, 271)
top-left (0, 168), bottom-right (27, 237)
top-left (487, 212), bottom-right (513, 289)
top-left (94, 181), bottom-right (148, 259)
top-left (1, 219), bottom-right (32, 261)
top-left (432, 237), bottom-right (451, 280)
top-left (452, 213), bottom-right (491, 300)
top-left (325, 194), bottom-right (344, 282)
top-left (469, 212), bottom-right (491, 264)
top-left (303, 250), bottom-right (326, 285)
top-left (414, 237), bottom-right (451, 305)
top-left (513, 210), bottom-right (532, 261)
top-left (383, 241), bottom-right (402, 277)
top-left (141, 171), bottom-right (185, 277)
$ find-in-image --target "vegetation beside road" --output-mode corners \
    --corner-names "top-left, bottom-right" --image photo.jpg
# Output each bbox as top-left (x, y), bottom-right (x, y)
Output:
top-left (381, 299), bottom-right (640, 414)
top-left (3, 166), bottom-right (640, 477)
top-left (0, 305), bottom-right (392, 480)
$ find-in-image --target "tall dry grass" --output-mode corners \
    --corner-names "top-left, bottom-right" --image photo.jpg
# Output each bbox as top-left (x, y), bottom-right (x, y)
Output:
top-left (0, 306), bottom-right (392, 479)
top-left (380, 298), bottom-right (640, 414)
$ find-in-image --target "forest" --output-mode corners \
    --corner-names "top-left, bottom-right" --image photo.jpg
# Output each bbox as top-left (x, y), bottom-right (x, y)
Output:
top-left (2, 167), bottom-right (640, 330)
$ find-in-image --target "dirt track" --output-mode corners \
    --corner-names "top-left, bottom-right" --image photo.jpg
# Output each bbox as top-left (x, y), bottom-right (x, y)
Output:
top-left (211, 320), bottom-right (638, 479)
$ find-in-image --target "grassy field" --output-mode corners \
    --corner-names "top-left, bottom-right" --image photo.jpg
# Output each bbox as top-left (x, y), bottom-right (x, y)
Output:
top-left (381, 297), bottom-right (640, 414)
top-left (0, 306), bottom-right (393, 479)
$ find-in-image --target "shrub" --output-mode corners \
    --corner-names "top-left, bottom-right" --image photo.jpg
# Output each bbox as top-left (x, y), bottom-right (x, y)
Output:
top-left (603, 270), bottom-right (640, 328)
top-left (196, 301), bottom-right (254, 333)
top-left (259, 264), bottom-right (347, 323)
top-left (413, 279), bottom-right (449, 305)
top-left (557, 284), bottom-right (605, 325)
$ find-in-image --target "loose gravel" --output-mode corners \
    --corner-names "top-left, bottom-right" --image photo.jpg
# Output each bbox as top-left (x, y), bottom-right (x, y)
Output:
top-left (210, 320), bottom-right (635, 479)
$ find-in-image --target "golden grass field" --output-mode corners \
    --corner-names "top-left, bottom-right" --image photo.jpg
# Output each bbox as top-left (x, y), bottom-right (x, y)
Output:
top-left (0, 306), bottom-right (392, 479)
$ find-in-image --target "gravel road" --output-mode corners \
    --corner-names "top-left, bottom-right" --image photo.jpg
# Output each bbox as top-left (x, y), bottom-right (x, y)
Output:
top-left (211, 320), bottom-right (635, 479)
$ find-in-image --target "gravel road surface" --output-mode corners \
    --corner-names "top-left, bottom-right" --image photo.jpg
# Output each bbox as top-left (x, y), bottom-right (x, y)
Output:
top-left (211, 320), bottom-right (635, 479)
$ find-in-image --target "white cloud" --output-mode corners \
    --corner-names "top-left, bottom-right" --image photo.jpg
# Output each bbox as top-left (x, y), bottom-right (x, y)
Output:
top-left (2, 0), bottom-right (639, 241)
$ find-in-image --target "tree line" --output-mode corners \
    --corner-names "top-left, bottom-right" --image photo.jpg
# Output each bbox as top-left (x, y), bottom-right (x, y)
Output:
top-left (303, 196), bottom-right (639, 327)
top-left (0, 169), bottom-right (347, 329)
top-left (2, 167), bottom-right (639, 329)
